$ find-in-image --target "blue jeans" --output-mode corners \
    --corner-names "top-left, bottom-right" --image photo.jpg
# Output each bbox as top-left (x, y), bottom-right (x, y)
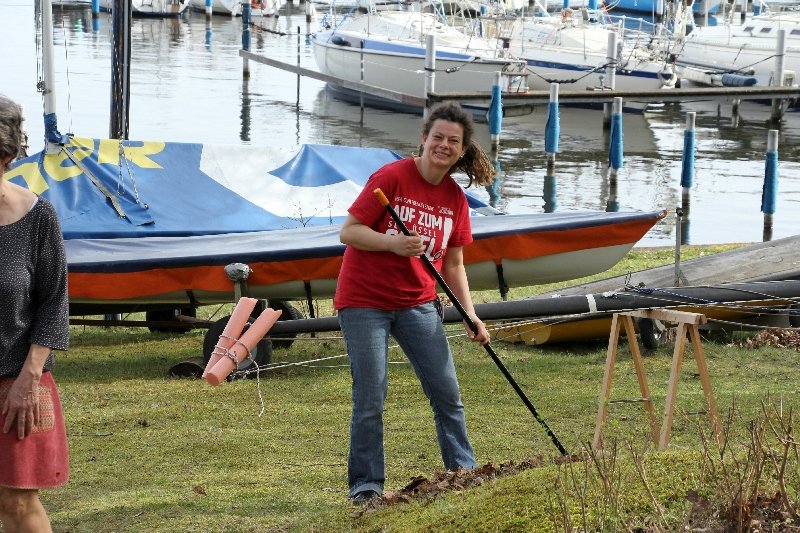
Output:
top-left (339, 303), bottom-right (476, 497)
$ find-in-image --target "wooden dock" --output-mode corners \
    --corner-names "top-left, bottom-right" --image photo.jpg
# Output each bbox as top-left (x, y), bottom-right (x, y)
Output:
top-left (537, 234), bottom-right (800, 298)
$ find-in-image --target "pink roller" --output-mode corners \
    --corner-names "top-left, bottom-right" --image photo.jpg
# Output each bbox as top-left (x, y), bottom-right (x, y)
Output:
top-left (202, 297), bottom-right (259, 378)
top-left (205, 307), bottom-right (282, 386)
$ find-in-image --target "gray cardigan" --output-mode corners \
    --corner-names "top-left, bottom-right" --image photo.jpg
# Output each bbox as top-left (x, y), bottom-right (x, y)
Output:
top-left (0, 198), bottom-right (69, 377)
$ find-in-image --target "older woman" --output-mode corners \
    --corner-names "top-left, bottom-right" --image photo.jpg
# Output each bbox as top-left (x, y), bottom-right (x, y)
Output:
top-left (0, 95), bottom-right (70, 533)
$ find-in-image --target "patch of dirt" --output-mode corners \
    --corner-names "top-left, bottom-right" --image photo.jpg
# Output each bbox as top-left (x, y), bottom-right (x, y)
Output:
top-left (734, 329), bottom-right (800, 351)
top-left (350, 454), bottom-right (582, 517)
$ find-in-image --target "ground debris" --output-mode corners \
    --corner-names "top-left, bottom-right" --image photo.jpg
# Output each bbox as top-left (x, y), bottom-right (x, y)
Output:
top-left (350, 456), bottom-right (549, 517)
top-left (733, 329), bottom-right (800, 351)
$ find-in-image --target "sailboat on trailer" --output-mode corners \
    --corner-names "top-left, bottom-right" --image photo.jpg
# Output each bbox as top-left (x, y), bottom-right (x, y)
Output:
top-left (10, 0), bottom-right (666, 319)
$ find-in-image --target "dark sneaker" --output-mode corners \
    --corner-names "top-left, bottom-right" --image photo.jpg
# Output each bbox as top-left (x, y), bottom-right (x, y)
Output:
top-left (351, 490), bottom-right (380, 504)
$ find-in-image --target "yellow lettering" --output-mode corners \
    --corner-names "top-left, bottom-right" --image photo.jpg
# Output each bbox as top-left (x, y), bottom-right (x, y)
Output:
top-left (98, 138), bottom-right (165, 168)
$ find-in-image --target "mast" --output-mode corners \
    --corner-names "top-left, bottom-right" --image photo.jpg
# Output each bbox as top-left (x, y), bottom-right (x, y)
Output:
top-left (110, 0), bottom-right (131, 140)
top-left (41, 0), bottom-right (67, 154)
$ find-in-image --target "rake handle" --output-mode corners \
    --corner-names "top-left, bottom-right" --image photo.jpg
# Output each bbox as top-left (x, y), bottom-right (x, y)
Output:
top-left (373, 188), bottom-right (568, 456)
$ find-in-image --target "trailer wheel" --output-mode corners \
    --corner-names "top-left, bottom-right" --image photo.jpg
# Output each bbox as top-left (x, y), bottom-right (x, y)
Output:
top-left (202, 315), bottom-right (272, 378)
top-left (636, 318), bottom-right (666, 350)
top-left (146, 307), bottom-right (196, 333)
top-left (267, 300), bottom-right (304, 349)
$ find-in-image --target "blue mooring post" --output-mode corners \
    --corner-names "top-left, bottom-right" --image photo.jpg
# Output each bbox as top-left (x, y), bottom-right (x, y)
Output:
top-left (545, 82), bottom-right (559, 175)
top-left (608, 97), bottom-right (623, 180)
top-left (680, 111), bottom-right (696, 217)
top-left (489, 72), bottom-right (503, 153)
top-left (543, 175), bottom-right (557, 213)
top-left (205, 0), bottom-right (213, 18)
top-left (91, 0), bottom-right (100, 16)
top-left (761, 130), bottom-right (779, 241)
top-left (242, 2), bottom-right (251, 78)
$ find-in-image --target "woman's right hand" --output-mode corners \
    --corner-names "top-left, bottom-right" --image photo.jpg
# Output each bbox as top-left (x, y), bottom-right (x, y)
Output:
top-left (2, 375), bottom-right (41, 440)
top-left (390, 231), bottom-right (425, 257)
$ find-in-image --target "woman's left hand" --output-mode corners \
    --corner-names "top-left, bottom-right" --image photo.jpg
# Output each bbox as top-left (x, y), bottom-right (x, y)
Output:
top-left (2, 376), bottom-right (41, 440)
top-left (464, 318), bottom-right (490, 345)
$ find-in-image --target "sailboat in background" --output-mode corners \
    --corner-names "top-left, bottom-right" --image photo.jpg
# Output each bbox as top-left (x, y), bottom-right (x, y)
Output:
top-left (97, 0), bottom-right (191, 17)
top-left (187, 0), bottom-right (285, 17)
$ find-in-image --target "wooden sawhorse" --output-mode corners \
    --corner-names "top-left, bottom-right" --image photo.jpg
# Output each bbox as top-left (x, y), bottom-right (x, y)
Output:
top-left (592, 309), bottom-right (722, 451)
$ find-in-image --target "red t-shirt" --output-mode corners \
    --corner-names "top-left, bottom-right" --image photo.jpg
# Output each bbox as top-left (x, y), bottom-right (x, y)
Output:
top-left (334, 158), bottom-right (473, 311)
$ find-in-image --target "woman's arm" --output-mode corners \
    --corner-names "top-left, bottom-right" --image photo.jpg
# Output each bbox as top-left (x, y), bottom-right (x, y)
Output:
top-left (339, 214), bottom-right (425, 257)
top-left (441, 246), bottom-right (490, 344)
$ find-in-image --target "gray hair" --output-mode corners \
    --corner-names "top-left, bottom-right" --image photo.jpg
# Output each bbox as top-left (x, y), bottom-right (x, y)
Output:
top-left (0, 95), bottom-right (28, 171)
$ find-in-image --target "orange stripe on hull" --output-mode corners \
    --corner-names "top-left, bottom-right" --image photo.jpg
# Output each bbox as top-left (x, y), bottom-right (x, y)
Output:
top-left (69, 257), bottom-right (343, 300)
top-left (465, 217), bottom-right (659, 263)
top-left (69, 216), bottom-right (660, 302)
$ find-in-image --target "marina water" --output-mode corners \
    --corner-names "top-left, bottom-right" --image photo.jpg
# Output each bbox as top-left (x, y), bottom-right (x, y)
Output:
top-left (2, 1), bottom-right (798, 246)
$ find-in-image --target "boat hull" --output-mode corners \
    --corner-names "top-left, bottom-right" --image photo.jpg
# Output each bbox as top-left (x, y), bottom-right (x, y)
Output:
top-left (674, 14), bottom-right (800, 83)
top-left (64, 210), bottom-right (665, 313)
top-left (312, 31), bottom-right (523, 100)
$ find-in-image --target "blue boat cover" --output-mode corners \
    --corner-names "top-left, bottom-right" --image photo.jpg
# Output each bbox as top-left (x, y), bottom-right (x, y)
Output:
top-left (6, 136), bottom-right (492, 239)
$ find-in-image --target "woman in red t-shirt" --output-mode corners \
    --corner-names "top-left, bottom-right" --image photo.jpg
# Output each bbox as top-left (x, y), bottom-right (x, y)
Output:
top-left (334, 102), bottom-right (495, 504)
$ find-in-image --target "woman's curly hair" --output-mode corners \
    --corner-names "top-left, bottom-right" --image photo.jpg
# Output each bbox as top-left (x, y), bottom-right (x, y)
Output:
top-left (0, 95), bottom-right (28, 171)
top-left (416, 101), bottom-right (496, 188)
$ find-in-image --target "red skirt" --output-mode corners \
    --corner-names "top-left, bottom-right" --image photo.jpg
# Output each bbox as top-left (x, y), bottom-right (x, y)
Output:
top-left (0, 372), bottom-right (70, 489)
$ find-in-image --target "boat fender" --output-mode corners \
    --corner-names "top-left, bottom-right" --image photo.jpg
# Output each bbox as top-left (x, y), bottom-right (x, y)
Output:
top-left (721, 73), bottom-right (758, 87)
top-left (657, 66), bottom-right (677, 88)
top-left (331, 35), bottom-right (351, 47)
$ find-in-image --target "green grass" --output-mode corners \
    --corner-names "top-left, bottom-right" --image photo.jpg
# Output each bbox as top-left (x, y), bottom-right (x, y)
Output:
top-left (43, 243), bottom-right (800, 532)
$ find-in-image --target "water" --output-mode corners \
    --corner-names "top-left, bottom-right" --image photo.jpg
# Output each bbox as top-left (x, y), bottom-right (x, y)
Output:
top-left (2, 1), bottom-right (799, 246)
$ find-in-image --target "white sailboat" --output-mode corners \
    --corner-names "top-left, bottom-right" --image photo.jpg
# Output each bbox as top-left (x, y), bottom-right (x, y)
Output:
top-left (311, 9), bottom-right (529, 111)
top-left (671, 6), bottom-right (800, 86)
top-left (501, 11), bottom-right (678, 92)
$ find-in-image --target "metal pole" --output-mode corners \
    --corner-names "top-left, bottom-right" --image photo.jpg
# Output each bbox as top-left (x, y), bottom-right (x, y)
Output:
top-left (424, 34), bottom-right (436, 120)
top-left (770, 29), bottom-right (787, 122)
top-left (110, 0), bottom-right (131, 141)
top-left (674, 207), bottom-right (683, 287)
top-left (603, 31), bottom-right (618, 128)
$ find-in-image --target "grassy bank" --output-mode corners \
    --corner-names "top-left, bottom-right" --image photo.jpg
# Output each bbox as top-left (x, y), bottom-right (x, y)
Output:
top-left (44, 244), bottom-right (800, 532)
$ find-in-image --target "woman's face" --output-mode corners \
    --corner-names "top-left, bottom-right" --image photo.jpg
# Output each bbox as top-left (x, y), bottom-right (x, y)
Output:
top-left (421, 119), bottom-right (465, 172)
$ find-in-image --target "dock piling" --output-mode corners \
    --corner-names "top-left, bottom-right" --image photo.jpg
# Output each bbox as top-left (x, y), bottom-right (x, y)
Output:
top-left (205, 0), bottom-right (212, 19)
top-left (680, 111), bottom-right (696, 216)
top-left (296, 25), bottom-right (301, 106)
top-left (761, 130), bottom-right (779, 241)
top-left (545, 82), bottom-right (559, 174)
top-left (674, 207), bottom-right (683, 285)
top-left (489, 72), bottom-right (503, 153)
top-left (242, 2), bottom-right (251, 78)
top-left (770, 29), bottom-right (787, 123)
top-left (608, 97), bottom-right (623, 180)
